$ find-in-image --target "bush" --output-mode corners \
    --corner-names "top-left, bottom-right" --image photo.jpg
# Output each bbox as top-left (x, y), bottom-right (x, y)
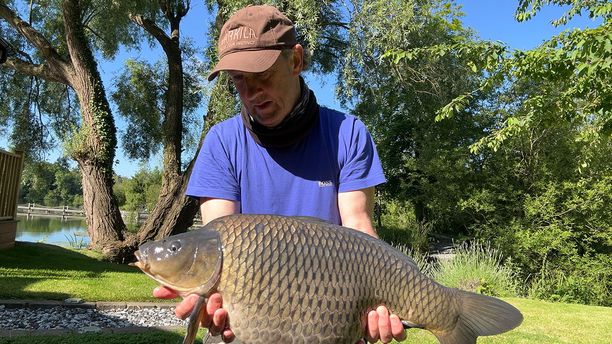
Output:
top-left (529, 254), bottom-right (611, 306)
top-left (393, 244), bottom-right (434, 277)
top-left (378, 199), bottom-right (431, 253)
top-left (431, 241), bottom-right (519, 297)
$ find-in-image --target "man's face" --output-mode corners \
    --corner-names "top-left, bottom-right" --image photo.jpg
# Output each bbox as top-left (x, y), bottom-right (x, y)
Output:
top-left (228, 45), bottom-right (303, 127)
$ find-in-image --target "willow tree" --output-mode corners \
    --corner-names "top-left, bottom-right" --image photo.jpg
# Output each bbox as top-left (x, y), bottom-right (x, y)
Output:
top-left (110, 1), bottom-right (204, 247)
top-left (0, 0), bottom-right (152, 250)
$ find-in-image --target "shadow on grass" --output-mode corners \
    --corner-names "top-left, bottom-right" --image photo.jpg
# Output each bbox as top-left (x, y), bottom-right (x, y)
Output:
top-left (0, 241), bottom-right (142, 300)
top-left (0, 328), bottom-right (200, 344)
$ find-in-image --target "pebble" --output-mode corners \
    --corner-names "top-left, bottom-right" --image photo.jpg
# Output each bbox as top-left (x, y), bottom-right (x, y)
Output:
top-left (0, 305), bottom-right (187, 330)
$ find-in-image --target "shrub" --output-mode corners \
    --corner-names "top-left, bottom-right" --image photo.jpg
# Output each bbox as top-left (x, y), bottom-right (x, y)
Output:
top-left (378, 199), bottom-right (431, 253)
top-left (529, 254), bottom-right (611, 306)
top-left (393, 244), bottom-right (435, 277)
top-left (431, 241), bottom-right (519, 297)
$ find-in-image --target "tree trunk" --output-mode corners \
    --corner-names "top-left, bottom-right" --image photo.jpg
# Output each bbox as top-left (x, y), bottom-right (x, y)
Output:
top-left (78, 161), bottom-right (125, 245)
top-left (131, 2), bottom-right (199, 247)
top-left (61, 0), bottom-right (126, 249)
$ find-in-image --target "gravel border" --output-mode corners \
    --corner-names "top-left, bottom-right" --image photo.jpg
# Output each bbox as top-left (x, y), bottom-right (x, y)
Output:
top-left (0, 300), bottom-right (187, 337)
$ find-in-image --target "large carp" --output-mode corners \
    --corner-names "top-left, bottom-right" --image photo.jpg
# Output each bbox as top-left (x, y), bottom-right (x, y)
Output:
top-left (133, 214), bottom-right (522, 344)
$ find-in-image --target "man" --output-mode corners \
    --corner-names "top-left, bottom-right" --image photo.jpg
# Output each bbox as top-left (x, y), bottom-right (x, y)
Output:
top-left (154, 5), bottom-right (406, 343)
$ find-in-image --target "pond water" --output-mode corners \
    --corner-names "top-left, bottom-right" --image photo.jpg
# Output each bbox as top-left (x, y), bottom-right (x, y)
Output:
top-left (15, 215), bottom-right (89, 247)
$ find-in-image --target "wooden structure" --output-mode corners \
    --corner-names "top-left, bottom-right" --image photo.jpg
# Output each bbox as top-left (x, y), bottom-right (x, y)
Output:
top-left (0, 149), bottom-right (24, 249)
top-left (18, 204), bottom-right (86, 219)
top-left (16, 204), bottom-right (204, 225)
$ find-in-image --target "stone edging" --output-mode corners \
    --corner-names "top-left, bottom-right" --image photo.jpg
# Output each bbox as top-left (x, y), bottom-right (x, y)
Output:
top-left (0, 299), bottom-right (175, 310)
top-left (0, 300), bottom-right (183, 338)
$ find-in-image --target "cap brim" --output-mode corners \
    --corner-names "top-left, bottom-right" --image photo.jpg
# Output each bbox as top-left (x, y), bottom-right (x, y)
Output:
top-left (207, 50), bottom-right (282, 81)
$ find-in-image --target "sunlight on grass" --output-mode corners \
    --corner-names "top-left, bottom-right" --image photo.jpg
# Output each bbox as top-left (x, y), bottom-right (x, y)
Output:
top-left (397, 298), bottom-right (612, 344)
top-left (0, 242), bottom-right (161, 301)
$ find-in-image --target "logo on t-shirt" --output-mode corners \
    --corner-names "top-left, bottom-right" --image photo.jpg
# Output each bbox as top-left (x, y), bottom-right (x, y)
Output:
top-left (318, 180), bottom-right (334, 187)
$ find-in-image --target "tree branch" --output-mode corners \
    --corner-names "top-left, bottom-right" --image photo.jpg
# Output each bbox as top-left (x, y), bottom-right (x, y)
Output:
top-left (3, 57), bottom-right (69, 84)
top-left (0, 3), bottom-right (67, 65)
top-left (321, 20), bottom-right (349, 30)
top-left (130, 13), bottom-right (175, 53)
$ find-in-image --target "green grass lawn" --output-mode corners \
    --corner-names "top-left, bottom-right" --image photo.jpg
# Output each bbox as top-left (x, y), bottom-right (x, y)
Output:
top-left (399, 298), bottom-right (612, 343)
top-left (0, 328), bottom-right (204, 344)
top-left (1, 242), bottom-right (611, 343)
top-left (0, 242), bottom-right (159, 302)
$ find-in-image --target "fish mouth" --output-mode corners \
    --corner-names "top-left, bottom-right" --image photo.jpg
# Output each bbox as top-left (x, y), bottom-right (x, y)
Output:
top-left (130, 250), bottom-right (149, 272)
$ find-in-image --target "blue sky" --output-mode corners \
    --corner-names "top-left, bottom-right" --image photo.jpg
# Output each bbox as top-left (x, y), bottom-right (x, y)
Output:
top-left (2, 1), bottom-right (601, 177)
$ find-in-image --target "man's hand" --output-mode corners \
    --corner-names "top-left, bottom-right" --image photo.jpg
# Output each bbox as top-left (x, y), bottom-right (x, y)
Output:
top-left (363, 306), bottom-right (407, 344)
top-left (153, 286), bottom-right (234, 342)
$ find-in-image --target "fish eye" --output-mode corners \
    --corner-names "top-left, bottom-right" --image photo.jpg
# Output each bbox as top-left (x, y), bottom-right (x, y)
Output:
top-left (169, 241), bottom-right (181, 253)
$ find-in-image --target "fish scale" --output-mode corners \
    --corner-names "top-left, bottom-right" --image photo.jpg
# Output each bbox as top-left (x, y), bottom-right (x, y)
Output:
top-left (134, 214), bottom-right (523, 344)
top-left (214, 215), bottom-right (444, 343)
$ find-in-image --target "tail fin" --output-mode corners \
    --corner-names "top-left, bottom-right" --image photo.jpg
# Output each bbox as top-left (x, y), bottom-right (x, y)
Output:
top-left (432, 290), bottom-right (523, 344)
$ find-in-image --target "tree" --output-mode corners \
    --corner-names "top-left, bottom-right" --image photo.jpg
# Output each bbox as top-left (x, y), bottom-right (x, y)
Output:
top-left (20, 158), bottom-right (82, 206)
top-left (2, 0), bottom-right (349, 262)
top-left (382, 0), bottom-right (611, 305)
top-left (108, 1), bottom-right (203, 249)
top-left (0, 1), bottom-right (162, 249)
top-left (337, 0), bottom-right (489, 231)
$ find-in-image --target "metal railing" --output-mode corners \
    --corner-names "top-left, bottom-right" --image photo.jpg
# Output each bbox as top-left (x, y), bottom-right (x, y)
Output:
top-left (0, 149), bottom-right (24, 221)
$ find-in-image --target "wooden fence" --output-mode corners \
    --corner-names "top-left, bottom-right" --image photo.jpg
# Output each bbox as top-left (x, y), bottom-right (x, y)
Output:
top-left (16, 204), bottom-right (203, 225)
top-left (0, 149), bottom-right (24, 249)
top-left (17, 204), bottom-right (86, 219)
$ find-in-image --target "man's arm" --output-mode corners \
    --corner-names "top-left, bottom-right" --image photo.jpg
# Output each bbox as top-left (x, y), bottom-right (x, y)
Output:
top-left (199, 197), bottom-right (240, 225)
top-left (338, 187), bottom-right (378, 238)
top-left (338, 187), bottom-right (407, 343)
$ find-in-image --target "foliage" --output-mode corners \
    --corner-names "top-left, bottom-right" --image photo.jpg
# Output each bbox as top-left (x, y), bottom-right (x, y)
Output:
top-left (120, 167), bottom-right (163, 213)
top-left (433, 1), bottom-right (610, 156)
top-left (111, 41), bottom-right (203, 162)
top-left (64, 232), bottom-right (88, 249)
top-left (0, 1), bottom-right (155, 160)
top-left (338, 0), bottom-right (493, 234)
top-left (378, 199), bottom-right (431, 254)
top-left (431, 241), bottom-right (519, 297)
top-left (376, 0), bottom-right (611, 306)
top-left (529, 254), bottom-right (611, 306)
top-left (392, 243), bottom-right (434, 277)
top-left (19, 158), bottom-right (82, 207)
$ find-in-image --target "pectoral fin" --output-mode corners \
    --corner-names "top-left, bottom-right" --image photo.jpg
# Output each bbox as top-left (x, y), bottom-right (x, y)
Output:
top-left (183, 295), bottom-right (206, 344)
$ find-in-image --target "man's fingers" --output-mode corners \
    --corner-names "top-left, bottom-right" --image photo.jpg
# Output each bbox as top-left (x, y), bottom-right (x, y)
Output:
top-left (205, 293), bottom-right (226, 335)
top-left (376, 306), bottom-right (393, 343)
top-left (222, 328), bottom-right (235, 343)
top-left (212, 308), bottom-right (228, 327)
top-left (206, 293), bottom-right (224, 315)
top-left (175, 294), bottom-right (200, 320)
top-left (153, 286), bottom-right (178, 299)
top-left (390, 314), bottom-right (407, 341)
top-left (366, 309), bottom-right (379, 342)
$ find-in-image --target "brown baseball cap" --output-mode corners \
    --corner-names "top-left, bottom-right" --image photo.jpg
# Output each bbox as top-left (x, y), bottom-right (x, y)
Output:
top-left (207, 5), bottom-right (297, 81)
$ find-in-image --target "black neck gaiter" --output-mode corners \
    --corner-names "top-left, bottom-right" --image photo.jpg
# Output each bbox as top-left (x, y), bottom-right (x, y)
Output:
top-left (241, 77), bottom-right (319, 148)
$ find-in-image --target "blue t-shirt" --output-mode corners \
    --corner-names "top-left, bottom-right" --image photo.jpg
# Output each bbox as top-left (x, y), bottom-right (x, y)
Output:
top-left (186, 106), bottom-right (386, 224)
